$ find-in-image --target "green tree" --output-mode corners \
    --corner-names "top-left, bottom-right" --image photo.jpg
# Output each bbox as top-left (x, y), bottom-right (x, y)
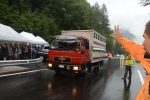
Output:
top-left (140, 0), bottom-right (150, 6)
top-left (89, 3), bottom-right (114, 53)
top-left (0, 0), bottom-right (115, 50)
top-left (114, 42), bottom-right (126, 55)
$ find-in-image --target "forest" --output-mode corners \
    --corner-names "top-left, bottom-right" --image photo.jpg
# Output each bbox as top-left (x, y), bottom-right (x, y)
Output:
top-left (1, 0), bottom-right (149, 53)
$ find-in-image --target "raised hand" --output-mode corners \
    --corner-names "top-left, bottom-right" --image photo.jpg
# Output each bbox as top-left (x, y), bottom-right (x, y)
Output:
top-left (110, 25), bottom-right (123, 41)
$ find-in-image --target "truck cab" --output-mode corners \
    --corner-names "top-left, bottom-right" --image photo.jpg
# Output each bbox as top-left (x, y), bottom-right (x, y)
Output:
top-left (47, 35), bottom-right (91, 75)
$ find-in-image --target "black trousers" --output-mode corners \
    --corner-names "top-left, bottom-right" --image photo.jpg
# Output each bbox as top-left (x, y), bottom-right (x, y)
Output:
top-left (124, 65), bottom-right (132, 78)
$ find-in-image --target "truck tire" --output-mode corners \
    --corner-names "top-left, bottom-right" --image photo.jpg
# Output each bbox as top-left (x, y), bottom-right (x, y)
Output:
top-left (83, 67), bottom-right (88, 77)
top-left (82, 61), bottom-right (91, 76)
top-left (100, 61), bottom-right (103, 67)
top-left (94, 62), bottom-right (101, 72)
top-left (94, 66), bottom-right (100, 72)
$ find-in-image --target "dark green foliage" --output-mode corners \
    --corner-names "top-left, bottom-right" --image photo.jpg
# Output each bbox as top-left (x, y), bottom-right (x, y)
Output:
top-left (0, 0), bottom-right (114, 52)
top-left (140, 0), bottom-right (150, 6)
top-left (114, 42), bottom-right (126, 55)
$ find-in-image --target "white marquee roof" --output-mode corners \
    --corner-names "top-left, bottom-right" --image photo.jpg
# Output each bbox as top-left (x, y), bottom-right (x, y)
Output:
top-left (20, 31), bottom-right (48, 45)
top-left (36, 36), bottom-right (49, 45)
top-left (0, 23), bottom-right (32, 43)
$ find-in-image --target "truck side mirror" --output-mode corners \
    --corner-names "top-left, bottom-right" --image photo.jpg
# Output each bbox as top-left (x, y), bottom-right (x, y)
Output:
top-left (81, 46), bottom-right (84, 54)
top-left (86, 43), bottom-right (89, 49)
top-left (48, 39), bottom-right (53, 44)
top-left (48, 41), bottom-right (51, 45)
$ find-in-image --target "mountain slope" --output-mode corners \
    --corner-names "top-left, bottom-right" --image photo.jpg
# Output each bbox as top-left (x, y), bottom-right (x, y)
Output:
top-left (120, 29), bottom-right (136, 40)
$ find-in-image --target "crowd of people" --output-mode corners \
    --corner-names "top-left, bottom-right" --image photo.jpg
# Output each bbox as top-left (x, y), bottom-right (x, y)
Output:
top-left (0, 43), bottom-right (43, 61)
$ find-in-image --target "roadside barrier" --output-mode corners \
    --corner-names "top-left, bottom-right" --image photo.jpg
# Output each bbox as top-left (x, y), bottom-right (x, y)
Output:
top-left (0, 57), bottom-right (43, 66)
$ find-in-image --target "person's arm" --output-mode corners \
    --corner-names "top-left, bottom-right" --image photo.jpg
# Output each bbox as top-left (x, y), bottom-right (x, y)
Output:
top-left (110, 25), bottom-right (145, 62)
top-left (127, 55), bottom-right (131, 59)
top-left (124, 55), bottom-right (131, 60)
top-left (110, 25), bottom-right (150, 73)
top-left (119, 38), bottom-right (145, 62)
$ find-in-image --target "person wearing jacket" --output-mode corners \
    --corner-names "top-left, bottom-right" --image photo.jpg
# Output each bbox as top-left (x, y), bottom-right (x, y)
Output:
top-left (121, 53), bottom-right (134, 80)
top-left (108, 52), bottom-right (112, 61)
top-left (2, 43), bottom-right (9, 60)
top-left (110, 20), bottom-right (150, 100)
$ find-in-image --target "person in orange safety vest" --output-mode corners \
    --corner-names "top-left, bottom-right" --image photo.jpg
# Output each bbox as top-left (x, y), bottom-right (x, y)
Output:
top-left (110, 20), bottom-right (150, 100)
top-left (108, 52), bottom-right (112, 61)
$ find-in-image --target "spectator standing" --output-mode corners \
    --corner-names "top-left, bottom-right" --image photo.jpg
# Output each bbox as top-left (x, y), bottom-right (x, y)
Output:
top-left (29, 45), bottom-right (35, 59)
top-left (2, 43), bottom-right (9, 60)
top-left (12, 44), bottom-right (18, 60)
top-left (24, 45), bottom-right (28, 59)
top-left (8, 43), bottom-right (13, 60)
top-left (21, 44), bottom-right (25, 59)
top-left (18, 46), bottom-right (22, 60)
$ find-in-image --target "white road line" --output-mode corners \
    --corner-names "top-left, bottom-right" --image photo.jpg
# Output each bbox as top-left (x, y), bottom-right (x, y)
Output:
top-left (0, 69), bottom-right (48, 78)
top-left (137, 70), bottom-right (144, 85)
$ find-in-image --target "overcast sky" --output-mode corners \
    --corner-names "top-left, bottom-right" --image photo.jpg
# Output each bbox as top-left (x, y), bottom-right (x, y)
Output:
top-left (87, 0), bottom-right (150, 44)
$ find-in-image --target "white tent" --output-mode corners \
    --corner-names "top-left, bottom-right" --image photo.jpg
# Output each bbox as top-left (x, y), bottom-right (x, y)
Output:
top-left (20, 31), bottom-right (42, 45)
top-left (0, 23), bottom-right (32, 43)
top-left (36, 36), bottom-right (49, 45)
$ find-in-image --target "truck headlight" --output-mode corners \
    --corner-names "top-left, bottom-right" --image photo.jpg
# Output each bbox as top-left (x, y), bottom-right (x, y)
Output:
top-left (48, 63), bottom-right (52, 67)
top-left (73, 66), bottom-right (78, 70)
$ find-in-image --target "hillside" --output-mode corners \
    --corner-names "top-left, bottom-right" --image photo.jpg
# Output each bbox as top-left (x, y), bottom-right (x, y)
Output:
top-left (120, 29), bottom-right (136, 40)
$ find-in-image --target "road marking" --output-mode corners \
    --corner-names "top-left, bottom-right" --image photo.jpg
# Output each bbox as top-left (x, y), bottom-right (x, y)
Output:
top-left (137, 70), bottom-right (144, 85)
top-left (0, 69), bottom-right (48, 78)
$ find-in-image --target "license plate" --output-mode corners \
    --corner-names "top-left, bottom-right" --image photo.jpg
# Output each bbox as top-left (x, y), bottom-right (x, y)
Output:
top-left (59, 65), bottom-right (64, 68)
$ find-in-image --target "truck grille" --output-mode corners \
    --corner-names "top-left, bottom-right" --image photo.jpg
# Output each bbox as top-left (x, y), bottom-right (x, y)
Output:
top-left (54, 57), bottom-right (71, 63)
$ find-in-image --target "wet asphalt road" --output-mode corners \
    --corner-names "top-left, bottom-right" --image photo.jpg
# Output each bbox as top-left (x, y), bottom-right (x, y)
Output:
top-left (0, 58), bottom-right (146, 100)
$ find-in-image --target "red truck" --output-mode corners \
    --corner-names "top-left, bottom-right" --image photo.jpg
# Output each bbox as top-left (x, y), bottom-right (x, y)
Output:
top-left (47, 30), bottom-right (106, 76)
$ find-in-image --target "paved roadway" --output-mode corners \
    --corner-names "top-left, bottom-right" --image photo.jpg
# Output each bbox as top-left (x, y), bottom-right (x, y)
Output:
top-left (0, 58), bottom-right (146, 100)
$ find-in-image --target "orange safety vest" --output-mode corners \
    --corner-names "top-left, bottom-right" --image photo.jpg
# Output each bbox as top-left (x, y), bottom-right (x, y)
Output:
top-left (108, 53), bottom-right (112, 58)
top-left (118, 37), bottom-right (150, 100)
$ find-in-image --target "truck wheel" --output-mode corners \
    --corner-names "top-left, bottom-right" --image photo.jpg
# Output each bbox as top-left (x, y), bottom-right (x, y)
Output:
top-left (83, 67), bottom-right (88, 77)
top-left (94, 61), bottom-right (102, 72)
top-left (94, 66), bottom-right (100, 72)
top-left (55, 70), bottom-right (61, 74)
top-left (100, 61), bottom-right (103, 67)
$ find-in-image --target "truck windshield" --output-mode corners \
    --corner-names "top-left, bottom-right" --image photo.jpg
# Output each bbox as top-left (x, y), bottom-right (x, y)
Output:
top-left (50, 39), bottom-right (80, 51)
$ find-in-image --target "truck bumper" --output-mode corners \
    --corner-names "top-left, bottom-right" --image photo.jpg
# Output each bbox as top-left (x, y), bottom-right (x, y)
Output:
top-left (47, 63), bottom-right (84, 73)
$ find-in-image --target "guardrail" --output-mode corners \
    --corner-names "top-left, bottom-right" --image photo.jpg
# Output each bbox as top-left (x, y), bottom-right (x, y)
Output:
top-left (0, 57), bottom-right (43, 66)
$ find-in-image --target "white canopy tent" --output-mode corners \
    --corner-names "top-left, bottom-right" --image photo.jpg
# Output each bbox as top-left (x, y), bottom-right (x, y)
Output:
top-left (0, 23), bottom-right (32, 43)
top-left (20, 31), bottom-right (41, 45)
top-left (35, 36), bottom-right (49, 45)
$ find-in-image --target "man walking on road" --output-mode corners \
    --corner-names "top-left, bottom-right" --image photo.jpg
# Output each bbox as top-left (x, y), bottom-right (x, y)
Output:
top-left (110, 20), bottom-right (150, 100)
